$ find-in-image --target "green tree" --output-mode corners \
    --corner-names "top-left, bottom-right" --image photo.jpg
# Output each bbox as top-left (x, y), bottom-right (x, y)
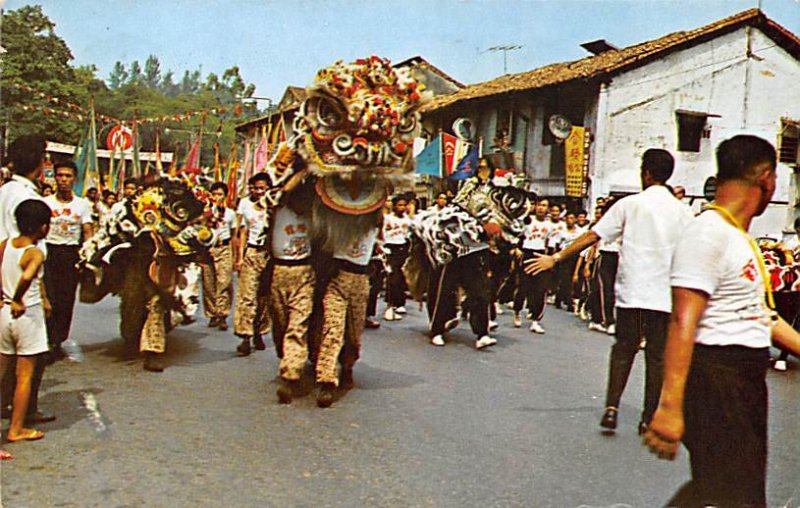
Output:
top-left (144, 55), bottom-right (161, 89)
top-left (128, 60), bottom-right (143, 85)
top-left (109, 61), bottom-right (128, 90)
top-left (0, 5), bottom-right (85, 146)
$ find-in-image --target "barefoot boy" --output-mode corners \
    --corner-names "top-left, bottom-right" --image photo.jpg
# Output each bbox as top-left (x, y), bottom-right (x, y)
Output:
top-left (0, 199), bottom-right (52, 442)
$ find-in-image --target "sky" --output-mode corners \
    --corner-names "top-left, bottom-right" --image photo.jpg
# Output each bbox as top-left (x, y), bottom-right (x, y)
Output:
top-left (3, 0), bottom-right (799, 103)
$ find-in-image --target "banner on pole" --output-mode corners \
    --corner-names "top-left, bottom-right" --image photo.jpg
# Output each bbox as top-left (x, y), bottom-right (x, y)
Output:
top-left (414, 136), bottom-right (442, 177)
top-left (564, 126), bottom-right (589, 198)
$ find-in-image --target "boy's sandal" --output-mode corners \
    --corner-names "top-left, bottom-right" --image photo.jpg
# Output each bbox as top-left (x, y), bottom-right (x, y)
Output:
top-left (7, 429), bottom-right (44, 442)
top-left (0, 449), bottom-right (13, 460)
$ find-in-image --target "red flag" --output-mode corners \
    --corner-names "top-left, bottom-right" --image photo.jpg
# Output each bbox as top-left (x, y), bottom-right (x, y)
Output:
top-left (184, 135), bottom-right (201, 173)
top-left (442, 132), bottom-right (457, 176)
top-left (254, 125), bottom-right (269, 174)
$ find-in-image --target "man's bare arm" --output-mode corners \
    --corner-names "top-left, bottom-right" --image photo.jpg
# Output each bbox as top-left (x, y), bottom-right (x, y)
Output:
top-left (524, 230), bottom-right (600, 275)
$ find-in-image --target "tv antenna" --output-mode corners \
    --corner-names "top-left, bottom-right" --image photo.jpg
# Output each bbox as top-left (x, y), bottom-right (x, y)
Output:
top-left (486, 45), bottom-right (523, 74)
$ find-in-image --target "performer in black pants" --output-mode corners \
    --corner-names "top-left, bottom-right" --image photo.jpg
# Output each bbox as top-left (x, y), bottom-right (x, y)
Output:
top-left (382, 196), bottom-right (411, 321)
top-left (428, 250), bottom-right (495, 349)
top-left (42, 161), bottom-right (94, 359)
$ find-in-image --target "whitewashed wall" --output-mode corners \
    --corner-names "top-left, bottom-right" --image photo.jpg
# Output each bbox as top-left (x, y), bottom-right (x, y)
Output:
top-left (590, 27), bottom-right (800, 234)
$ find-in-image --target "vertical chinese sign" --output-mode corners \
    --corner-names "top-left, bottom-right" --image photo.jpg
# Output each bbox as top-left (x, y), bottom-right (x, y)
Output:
top-left (564, 126), bottom-right (590, 197)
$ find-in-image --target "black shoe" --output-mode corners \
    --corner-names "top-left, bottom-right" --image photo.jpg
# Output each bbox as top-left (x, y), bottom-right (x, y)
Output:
top-left (217, 320), bottom-right (228, 331)
top-left (340, 368), bottom-right (354, 390)
top-left (316, 383), bottom-right (336, 408)
top-left (47, 347), bottom-right (66, 364)
top-left (600, 407), bottom-right (618, 430)
top-left (252, 335), bottom-right (266, 351)
top-left (142, 352), bottom-right (165, 372)
top-left (638, 421), bottom-right (648, 436)
top-left (365, 318), bottom-right (380, 329)
top-left (276, 379), bottom-right (297, 404)
top-left (236, 338), bottom-right (252, 357)
top-left (25, 411), bottom-right (57, 424)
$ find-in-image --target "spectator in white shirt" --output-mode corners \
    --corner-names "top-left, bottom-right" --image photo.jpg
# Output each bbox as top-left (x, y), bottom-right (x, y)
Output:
top-left (527, 149), bottom-right (693, 434)
top-left (645, 135), bottom-right (800, 507)
top-left (0, 134), bottom-right (57, 425)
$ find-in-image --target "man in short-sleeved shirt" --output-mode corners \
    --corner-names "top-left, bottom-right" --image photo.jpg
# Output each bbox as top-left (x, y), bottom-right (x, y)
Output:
top-left (645, 135), bottom-right (800, 507)
top-left (526, 149), bottom-right (692, 433)
top-left (43, 160), bottom-right (94, 358)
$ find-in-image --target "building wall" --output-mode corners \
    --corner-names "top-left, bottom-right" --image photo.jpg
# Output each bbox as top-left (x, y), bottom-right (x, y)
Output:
top-left (592, 27), bottom-right (800, 234)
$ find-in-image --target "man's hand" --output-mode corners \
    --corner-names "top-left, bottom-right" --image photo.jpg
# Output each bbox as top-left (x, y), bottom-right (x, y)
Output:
top-left (643, 406), bottom-right (684, 460)
top-left (524, 253), bottom-right (555, 275)
top-left (11, 300), bottom-right (26, 319)
top-left (42, 298), bottom-right (52, 319)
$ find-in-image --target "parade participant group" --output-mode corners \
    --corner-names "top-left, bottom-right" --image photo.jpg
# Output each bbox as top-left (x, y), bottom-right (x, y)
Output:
top-left (1, 56), bottom-right (799, 507)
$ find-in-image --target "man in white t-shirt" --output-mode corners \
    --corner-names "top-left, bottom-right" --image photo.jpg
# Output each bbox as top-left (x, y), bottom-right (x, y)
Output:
top-left (513, 198), bottom-right (558, 333)
top-left (527, 149), bottom-right (693, 433)
top-left (268, 172), bottom-right (316, 404)
top-left (232, 173), bottom-right (271, 355)
top-left (201, 182), bottom-right (237, 331)
top-left (645, 135), bottom-right (800, 507)
top-left (43, 160), bottom-right (93, 359)
top-left (381, 195), bottom-right (412, 321)
top-left (316, 224), bottom-right (381, 408)
top-left (0, 135), bottom-right (58, 425)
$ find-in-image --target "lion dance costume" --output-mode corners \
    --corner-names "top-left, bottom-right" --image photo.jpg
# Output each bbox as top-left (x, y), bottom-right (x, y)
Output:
top-left (79, 175), bottom-right (215, 372)
top-left (259, 56), bottom-right (428, 406)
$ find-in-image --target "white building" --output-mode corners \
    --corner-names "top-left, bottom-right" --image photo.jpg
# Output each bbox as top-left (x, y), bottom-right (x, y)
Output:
top-left (421, 9), bottom-right (800, 237)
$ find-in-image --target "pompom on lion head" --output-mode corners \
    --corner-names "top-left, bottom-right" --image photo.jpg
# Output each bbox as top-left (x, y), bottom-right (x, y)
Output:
top-left (295, 55), bottom-right (430, 176)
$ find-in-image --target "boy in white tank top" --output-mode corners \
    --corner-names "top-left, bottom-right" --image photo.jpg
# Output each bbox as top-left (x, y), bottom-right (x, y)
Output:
top-left (0, 199), bottom-right (52, 443)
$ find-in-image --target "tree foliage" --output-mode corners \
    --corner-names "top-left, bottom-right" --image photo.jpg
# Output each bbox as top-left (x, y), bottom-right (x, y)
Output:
top-left (1, 5), bottom-right (261, 166)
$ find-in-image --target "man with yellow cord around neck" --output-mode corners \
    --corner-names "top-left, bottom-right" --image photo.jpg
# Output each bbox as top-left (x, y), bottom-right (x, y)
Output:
top-left (644, 135), bottom-right (800, 508)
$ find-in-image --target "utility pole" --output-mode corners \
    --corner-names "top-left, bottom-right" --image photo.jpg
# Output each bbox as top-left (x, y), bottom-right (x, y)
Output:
top-left (487, 45), bottom-right (523, 75)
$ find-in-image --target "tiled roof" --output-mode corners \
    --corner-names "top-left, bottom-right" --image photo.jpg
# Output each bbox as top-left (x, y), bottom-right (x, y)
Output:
top-left (422, 9), bottom-right (800, 113)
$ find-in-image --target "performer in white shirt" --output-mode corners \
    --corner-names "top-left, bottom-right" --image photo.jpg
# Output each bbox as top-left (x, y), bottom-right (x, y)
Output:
top-left (232, 173), bottom-right (271, 356)
top-left (201, 182), bottom-right (237, 331)
top-left (527, 149), bottom-right (693, 434)
top-left (43, 160), bottom-right (94, 359)
top-left (645, 135), bottom-right (800, 507)
top-left (381, 196), bottom-right (412, 321)
top-left (512, 198), bottom-right (558, 334)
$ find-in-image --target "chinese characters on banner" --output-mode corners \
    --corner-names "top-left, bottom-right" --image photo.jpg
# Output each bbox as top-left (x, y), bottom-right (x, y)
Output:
top-left (564, 126), bottom-right (590, 197)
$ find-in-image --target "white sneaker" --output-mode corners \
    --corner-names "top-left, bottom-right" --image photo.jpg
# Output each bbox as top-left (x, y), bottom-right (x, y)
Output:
top-left (489, 320), bottom-right (499, 331)
top-left (383, 307), bottom-right (397, 321)
top-left (475, 335), bottom-right (497, 349)
top-left (62, 339), bottom-right (84, 362)
top-left (639, 337), bottom-right (647, 350)
top-left (529, 321), bottom-right (545, 334)
top-left (546, 295), bottom-right (555, 305)
top-left (513, 313), bottom-right (522, 328)
top-left (579, 305), bottom-right (589, 321)
top-left (606, 324), bottom-right (616, 335)
top-left (494, 302), bottom-right (504, 315)
top-left (431, 334), bottom-right (445, 347)
top-left (395, 306), bottom-right (407, 314)
top-left (506, 302), bottom-right (515, 310)
top-left (774, 360), bottom-right (787, 371)
top-left (572, 300), bottom-right (581, 315)
top-left (588, 322), bottom-right (607, 333)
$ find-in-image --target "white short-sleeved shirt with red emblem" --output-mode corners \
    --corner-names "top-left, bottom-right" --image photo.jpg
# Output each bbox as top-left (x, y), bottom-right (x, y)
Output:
top-left (44, 194), bottom-right (93, 246)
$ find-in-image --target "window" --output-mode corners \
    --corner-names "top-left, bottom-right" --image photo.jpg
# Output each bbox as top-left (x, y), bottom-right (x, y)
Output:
top-left (779, 120), bottom-right (799, 165)
top-left (676, 111), bottom-right (709, 152)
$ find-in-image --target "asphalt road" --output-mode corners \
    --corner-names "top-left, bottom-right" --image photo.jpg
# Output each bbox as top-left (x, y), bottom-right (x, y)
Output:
top-left (2, 296), bottom-right (798, 507)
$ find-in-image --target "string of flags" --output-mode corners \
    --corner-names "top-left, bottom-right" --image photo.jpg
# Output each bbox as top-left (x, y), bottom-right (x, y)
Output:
top-left (5, 81), bottom-right (243, 125)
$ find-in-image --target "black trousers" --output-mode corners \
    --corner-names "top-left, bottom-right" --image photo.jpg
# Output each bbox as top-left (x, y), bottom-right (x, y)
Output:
top-left (384, 243), bottom-right (409, 308)
top-left (44, 243), bottom-right (81, 347)
top-left (555, 257), bottom-right (579, 309)
top-left (513, 249), bottom-right (549, 321)
top-left (597, 251), bottom-right (618, 326)
top-left (604, 307), bottom-right (669, 423)
top-left (427, 250), bottom-right (490, 338)
top-left (488, 251), bottom-right (512, 319)
top-left (774, 292), bottom-right (799, 361)
top-left (366, 258), bottom-right (384, 317)
top-left (668, 345), bottom-right (769, 508)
